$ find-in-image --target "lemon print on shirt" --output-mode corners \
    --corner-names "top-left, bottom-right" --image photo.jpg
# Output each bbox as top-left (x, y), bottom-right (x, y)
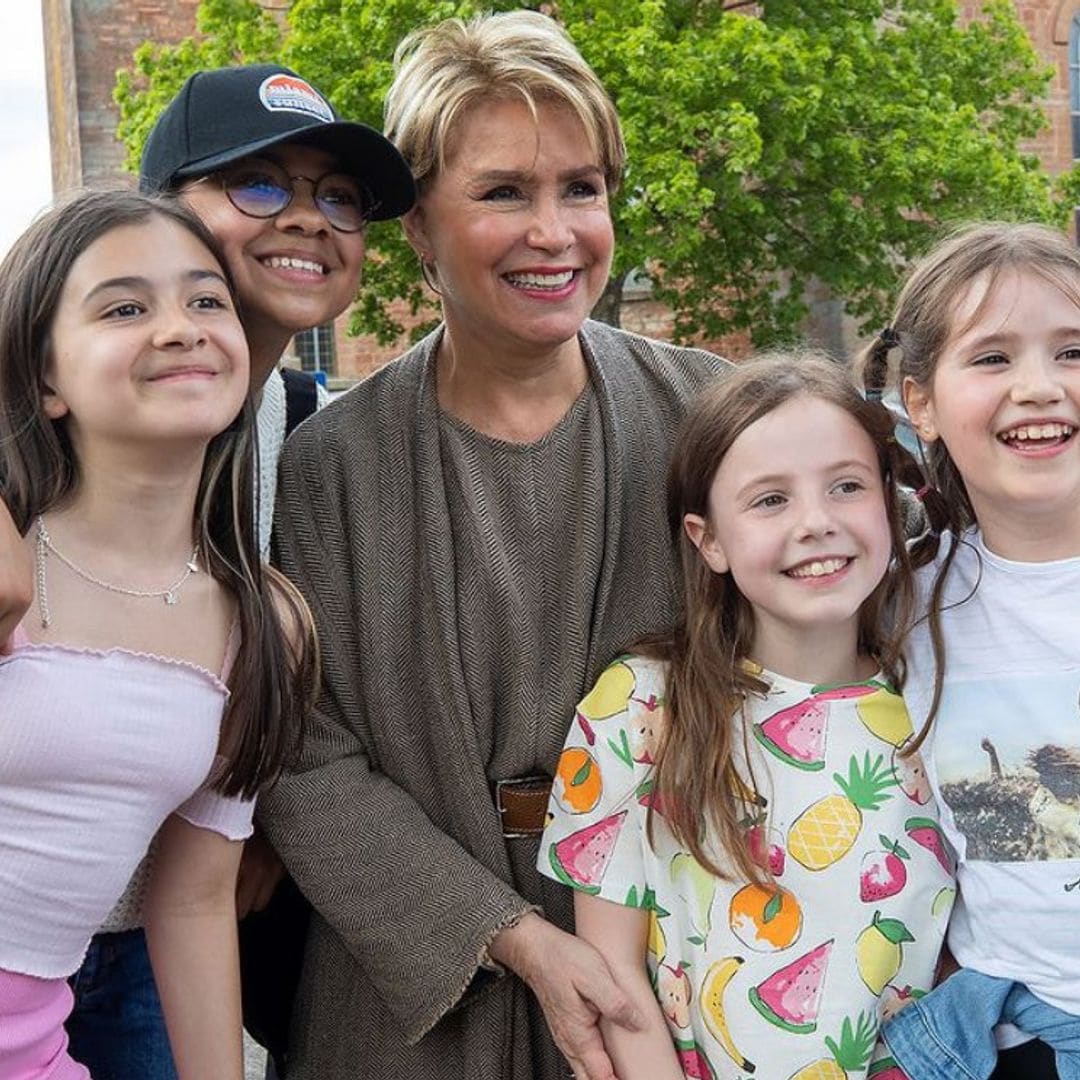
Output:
top-left (575, 660), bottom-right (635, 744)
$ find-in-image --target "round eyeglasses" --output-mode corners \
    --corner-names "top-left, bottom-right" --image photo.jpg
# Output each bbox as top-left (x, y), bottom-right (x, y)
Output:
top-left (201, 158), bottom-right (375, 233)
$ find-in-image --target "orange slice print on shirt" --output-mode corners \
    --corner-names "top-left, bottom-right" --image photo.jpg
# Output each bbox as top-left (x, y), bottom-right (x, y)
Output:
top-left (553, 747), bottom-right (603, 814)
top-left (729, 883), bottom-right (803, 952)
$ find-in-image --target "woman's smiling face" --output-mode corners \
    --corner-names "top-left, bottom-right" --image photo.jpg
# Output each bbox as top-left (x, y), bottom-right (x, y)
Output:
top-left (403, 96), bottom-right (614, 362)
top-left (180, 142), bottom-right (367, 346)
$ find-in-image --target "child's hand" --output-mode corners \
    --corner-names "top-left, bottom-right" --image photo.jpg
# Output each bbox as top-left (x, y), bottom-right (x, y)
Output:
top-left (0, 502), bottom-right (31, 649)
top-left (489, 912), bottom-right (643, 1080)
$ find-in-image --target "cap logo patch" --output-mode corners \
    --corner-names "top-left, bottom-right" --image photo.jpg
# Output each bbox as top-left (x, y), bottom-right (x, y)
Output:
top-left (258, 74), bottom-right (334, 123)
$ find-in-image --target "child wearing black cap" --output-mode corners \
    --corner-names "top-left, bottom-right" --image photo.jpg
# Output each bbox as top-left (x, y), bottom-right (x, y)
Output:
top-left (20, 63), bottom-right (414, 1080)
top-left (140, 62), bottom-right (414, 410)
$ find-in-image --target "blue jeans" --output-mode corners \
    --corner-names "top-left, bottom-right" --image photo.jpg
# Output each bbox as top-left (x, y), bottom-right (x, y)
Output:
top-left (66, 929), bottom-right (178, 1080)
top-left (883, 968), bottom-right (1078, 1080)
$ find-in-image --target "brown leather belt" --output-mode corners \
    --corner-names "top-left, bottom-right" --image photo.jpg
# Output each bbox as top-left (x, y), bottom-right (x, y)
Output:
top-left (493, 775), bottom-right (553, 838)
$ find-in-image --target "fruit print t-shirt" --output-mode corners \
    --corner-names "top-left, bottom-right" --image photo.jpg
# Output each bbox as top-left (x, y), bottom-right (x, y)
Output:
top-left (539, 655), bottom-right (954, 1080)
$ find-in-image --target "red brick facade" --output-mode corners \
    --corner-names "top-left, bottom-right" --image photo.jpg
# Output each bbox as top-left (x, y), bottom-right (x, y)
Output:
top-left (962, 0), bottom-right (1079, 178)
top-left (43, 0), bottom-right (203, 192)
top-left (42, 1), bottom-right (1080, 379)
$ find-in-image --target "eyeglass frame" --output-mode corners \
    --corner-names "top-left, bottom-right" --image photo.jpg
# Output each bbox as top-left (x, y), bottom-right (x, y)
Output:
top-left (186, 159), bottom-right (378, 234)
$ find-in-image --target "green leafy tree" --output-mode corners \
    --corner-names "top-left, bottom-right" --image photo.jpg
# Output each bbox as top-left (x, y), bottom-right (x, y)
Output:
top-left (115, 0), bottom-right (1077, 347)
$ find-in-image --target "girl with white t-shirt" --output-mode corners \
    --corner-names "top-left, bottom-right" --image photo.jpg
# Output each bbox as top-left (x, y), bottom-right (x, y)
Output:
top-left (863, 221), bottom-right (1080, 1080)
top-left (0, 190), bottom-right (315, 1079)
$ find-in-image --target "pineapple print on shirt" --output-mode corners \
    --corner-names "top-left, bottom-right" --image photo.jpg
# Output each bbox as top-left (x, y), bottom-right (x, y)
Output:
top-left (540, 657), bottom-right (954, 1080)
top-left (789, 753), bottom-right (898, 870)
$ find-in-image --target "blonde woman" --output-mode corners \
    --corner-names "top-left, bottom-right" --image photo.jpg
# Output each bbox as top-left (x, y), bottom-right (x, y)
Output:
top-left (261, 12), bottom-right (730, 1080)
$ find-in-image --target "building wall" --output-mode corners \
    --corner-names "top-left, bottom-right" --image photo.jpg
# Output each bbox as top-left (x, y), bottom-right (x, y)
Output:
top-left (43, 0), bottom-right (203, 192)
top-left (43, 0), bottom-right (1080, 377)
top-left (962, 0), bottom-right (1079, 177)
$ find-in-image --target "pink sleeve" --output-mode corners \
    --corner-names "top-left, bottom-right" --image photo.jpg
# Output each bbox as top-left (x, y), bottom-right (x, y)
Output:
top-left (175, 786), bottom-right (255, 840)
top-left (175, 755), bottom-right (255, 840)
top-left (173, 623), bottom-right (255, 837)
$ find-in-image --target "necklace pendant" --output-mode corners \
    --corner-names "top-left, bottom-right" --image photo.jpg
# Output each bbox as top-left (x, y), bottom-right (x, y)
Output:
top-left (35, 516), bottom-right (199, 610)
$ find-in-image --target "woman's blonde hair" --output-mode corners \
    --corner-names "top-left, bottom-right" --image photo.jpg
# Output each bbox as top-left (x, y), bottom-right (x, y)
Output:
top-left (384, 10), bottom-right (624, 191)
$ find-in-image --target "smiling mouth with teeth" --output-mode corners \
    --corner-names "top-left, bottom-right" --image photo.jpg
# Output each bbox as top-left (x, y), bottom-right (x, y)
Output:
top-left (504, 270), bottom-right (576, 290)
top-left (262, 256), bottom-right (327, 275)
top-left (998, 422), bottom-right (1076, 447)
top-left (786, 557), bottom-right (851, 579)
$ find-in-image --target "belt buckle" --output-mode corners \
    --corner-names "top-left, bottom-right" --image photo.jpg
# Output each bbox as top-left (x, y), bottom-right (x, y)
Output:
top-left (494, 775), bottom-right (552, 839)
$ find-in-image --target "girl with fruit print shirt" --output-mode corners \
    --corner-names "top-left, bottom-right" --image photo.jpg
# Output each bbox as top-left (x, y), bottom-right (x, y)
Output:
top-left (862, 222), bottom-right (1080, 1080)
top-left (539, 352), bottom-right (953, 1080)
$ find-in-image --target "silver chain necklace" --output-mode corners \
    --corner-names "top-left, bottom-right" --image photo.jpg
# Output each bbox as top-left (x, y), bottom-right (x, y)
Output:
top-left (35, 516), bottom-right (200, 629)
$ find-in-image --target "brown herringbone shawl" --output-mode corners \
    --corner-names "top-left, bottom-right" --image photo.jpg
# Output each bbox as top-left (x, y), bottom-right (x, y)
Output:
top-left (262, 320), bottom-right (730, 1079)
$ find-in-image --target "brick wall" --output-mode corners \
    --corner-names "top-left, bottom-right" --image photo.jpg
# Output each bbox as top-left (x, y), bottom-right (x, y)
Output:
top-left (1013, 0), bottom-right (1075, 175)
top-left (44, 0), bottom-right (203, 192)
top-left (957, 0), bottom-right (1078, 175)
top-left (329, 298), bottom-right (425, 381)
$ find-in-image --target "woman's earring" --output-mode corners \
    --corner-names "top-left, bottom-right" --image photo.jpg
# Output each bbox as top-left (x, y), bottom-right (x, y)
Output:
top-left (419, 257), bottom-right (441, 296)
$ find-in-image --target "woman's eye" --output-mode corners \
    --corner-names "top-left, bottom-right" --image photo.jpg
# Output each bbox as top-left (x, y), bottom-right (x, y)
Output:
top-left (482, 185), bottom-right (522, 202)
top-left (228, 163), bottom-right (283, 187)
top-left (567, 179), bottom-right (600, 199)
top-left (318, 180), bottom-right (362, 207)
top-left (972, 352), bottom-right (1007, 366)
top-left (321, 190), bottom-right (358, 208)
top-left (105, 302), bottom-right (143, 319)
top-left (751, 493), bottom-right (785, 510)
top-left (1058, 345), bottom-right (1080, 362)
top-left (235, 172), bottom-right (283, 194)
top-left (832, 480), bottom-right (865, 496)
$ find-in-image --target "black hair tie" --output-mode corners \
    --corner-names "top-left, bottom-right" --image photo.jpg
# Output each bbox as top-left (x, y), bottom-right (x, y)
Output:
top-left (865, 326), bottom-right (902, 402)
top-left (878, 326), bottom-right (902, 350)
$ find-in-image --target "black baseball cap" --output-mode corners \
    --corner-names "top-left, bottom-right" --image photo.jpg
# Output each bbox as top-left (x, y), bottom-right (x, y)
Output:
top-left (139, 63), bottom-right (416, 221)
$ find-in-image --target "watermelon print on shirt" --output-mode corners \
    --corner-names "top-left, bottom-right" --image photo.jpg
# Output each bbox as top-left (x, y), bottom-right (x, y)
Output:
top-left (539, 655), bottom-right (955, 1079)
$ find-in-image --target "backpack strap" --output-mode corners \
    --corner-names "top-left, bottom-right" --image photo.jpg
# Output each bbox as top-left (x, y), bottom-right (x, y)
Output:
top-left (281, 368), bottom-right (320, 437)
